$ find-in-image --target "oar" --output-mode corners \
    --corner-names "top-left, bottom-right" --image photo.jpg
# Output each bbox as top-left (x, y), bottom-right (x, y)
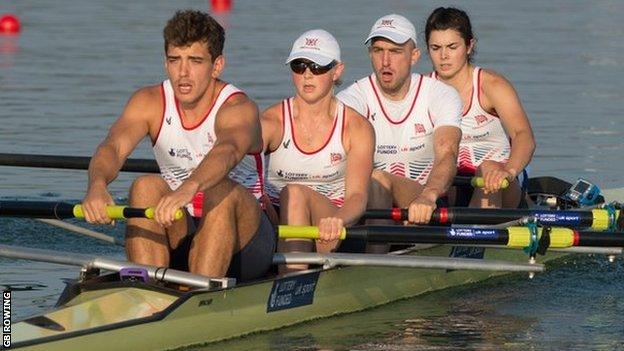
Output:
top-left (363, 207), bottom-right (620, 231)
top-left (273, 252), bottom-right (543, 273)
top-left (0, 200), bottom-right (184, 220)
top-left (0, 153), bottom-right (501, 189)
top-left (279, 225), bottom-right (624, 249)
top-left (453, 176), bottom-right (510, 189)
top-left (0, 153), bottom-right (159, 173)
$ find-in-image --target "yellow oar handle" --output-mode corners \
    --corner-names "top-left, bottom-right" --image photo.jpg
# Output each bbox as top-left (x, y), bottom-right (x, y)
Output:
top-left (73, 205), bottom-right (184, 220)
top-left (471, 177), bottom-right (510, 189)
top-left (278, 225), bottom-right (347, 240)
top-left (143, 207), bottom-right (185, 220)
top-left (507, 227), bottom-right (575, 248)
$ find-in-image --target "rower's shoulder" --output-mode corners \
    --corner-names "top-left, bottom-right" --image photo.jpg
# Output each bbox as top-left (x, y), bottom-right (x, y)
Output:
top-left (479, 68), bottom-right (514, 91)
top-left (129, 84), bottom-right (163, 103)
top-left (123, 84), bottom-right (163, 118)
top-left (221, 84), bottom-right (256, 110)
top-left (344, 105), bottom-right (373, 133)
top-left (261, 101), bottom-right (283, 121)
top-left (218, 85), bottom-right (258, 122)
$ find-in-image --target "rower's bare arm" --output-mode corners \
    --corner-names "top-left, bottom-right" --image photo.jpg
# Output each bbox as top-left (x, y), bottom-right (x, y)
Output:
top-left (407, 126), bottom-right (460, 223)
top-left (425, 126), bottom-right (462, 201)
top-left (336, 109), bottom-right (375, 226)
top-left (481, 70), bottom-right (535, 177)
top-left (260, 103), bottom-right (284, 153)
top-left (84, 87), bottom-right (159, 223)
top-left (186, 94), bottom-right (261, 192)
top-left (88, 88), bottom-right (157, 187)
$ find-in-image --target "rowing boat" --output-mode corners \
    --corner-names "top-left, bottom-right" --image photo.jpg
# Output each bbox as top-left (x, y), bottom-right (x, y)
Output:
top-left (4, 186), bottom-right (623, 351)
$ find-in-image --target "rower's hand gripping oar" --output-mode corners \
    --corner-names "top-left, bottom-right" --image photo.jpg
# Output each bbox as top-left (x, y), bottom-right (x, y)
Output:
top-left (0, 200), bottom-right (184, 220)
top-left (453, 176), bottom-right (510, 189)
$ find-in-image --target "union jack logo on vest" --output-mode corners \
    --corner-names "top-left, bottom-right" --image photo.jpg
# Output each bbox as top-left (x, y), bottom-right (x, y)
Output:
top-left (414, 123), bottom-right (426, 135)
top-left (330, 152), bottom-right (343, 165)
top-left (305, 38), bottom-right (319, 47)
top-left (474, 114), bottom-right (488, 125)
top-left (380, 19), bottom-right (394, 27)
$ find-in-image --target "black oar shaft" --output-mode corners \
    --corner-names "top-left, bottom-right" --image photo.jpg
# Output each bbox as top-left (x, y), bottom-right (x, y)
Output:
top-left (0, 201), bottom-right (75, 219)
top-left (281, 225), bottom-right (623, 248)
top-left (121, 207), bottom-right (150, 218)
top-left (576, 232), bottom-right (624, 247)
top-left (0, 201), bottom-right (182, 220)
top-left (0, 153), bottom-right (159, 173)
top-left (440, 208), bottom-right (596, 227)
top-left (347, 225), bottom-right (510, 246)
top-left (363, 208), bottom-right (597, 228)
top-left (0, 154), bottom-right (496, 184)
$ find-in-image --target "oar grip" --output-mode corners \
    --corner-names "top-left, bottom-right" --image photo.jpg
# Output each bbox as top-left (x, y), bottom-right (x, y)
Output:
top-left (73, 205), bottom-right (128, 219)
top-left (73, 205), bottom-right (184, 220)
top-left (471, 177), bottom-right (510, 189)
top-left (143, 207), bottom-right (185, 221)
top-left (278, 225), bottom-right (347, 240)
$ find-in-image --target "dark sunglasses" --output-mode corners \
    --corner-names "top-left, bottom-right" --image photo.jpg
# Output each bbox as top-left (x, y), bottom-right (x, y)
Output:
top-left (290, 60), bottom-right (337, 75)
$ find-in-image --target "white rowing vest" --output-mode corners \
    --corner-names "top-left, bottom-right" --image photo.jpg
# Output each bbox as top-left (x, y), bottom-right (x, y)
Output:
top-left (433, 67), bottom-right (511, 174)
top-left (338, 74), bottom-right (461, 184)
top-left (154, 80), bottom-right (264, 217)
top-left (266, 98), bottom-right (347, 207)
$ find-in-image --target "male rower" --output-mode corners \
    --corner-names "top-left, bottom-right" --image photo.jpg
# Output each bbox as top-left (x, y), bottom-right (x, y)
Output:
top-left (337, 14), bottom-right (462, 231)
top-left (82, 10), bottom-right (275, 282)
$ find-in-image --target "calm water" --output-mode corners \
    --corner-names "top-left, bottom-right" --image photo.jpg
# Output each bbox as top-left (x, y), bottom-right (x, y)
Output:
top-left (1, 0), bottom-right (624, 350)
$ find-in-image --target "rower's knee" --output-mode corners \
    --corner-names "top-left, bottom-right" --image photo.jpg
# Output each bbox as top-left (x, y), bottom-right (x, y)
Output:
top-left (129, 175), bottom-right (168, 205)
top-left (201, 177), bottom-right (252, 212)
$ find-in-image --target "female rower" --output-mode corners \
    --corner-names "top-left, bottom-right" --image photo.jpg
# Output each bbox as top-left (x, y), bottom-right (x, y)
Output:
top-left (425, 7), bottom-right (536, 208)
top-left (262, 29), bottom-right (374, 270)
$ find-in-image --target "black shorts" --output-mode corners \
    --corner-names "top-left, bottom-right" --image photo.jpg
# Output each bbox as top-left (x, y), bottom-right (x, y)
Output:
top-left (170, 211), bottom-right (276, 282)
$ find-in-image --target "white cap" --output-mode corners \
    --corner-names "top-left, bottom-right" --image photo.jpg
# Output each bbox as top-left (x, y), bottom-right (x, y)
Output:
top-left (285, 29), bottom-right (341, 66)
top-left (365, 14), bottom-right (417, 46)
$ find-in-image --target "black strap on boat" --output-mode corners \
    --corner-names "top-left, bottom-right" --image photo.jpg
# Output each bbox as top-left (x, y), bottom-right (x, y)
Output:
top-left (617, 209), bottom-right (624, 232)
top-left (154, 267), bottom-right (169, 283)
top-left (537, 226), bottom-right (551, 256)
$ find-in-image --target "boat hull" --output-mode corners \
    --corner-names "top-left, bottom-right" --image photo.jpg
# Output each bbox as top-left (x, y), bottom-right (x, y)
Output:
top-left (11, 245), bottom-right (564, 351)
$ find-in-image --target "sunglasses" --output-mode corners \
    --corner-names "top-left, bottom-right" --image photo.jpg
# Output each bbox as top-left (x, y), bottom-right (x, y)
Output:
top-left (290, 60), bottom-right (337, 75)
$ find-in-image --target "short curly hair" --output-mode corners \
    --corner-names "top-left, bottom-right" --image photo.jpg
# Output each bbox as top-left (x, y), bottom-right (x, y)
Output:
top-left (163, 9), bottom-right (225, 62)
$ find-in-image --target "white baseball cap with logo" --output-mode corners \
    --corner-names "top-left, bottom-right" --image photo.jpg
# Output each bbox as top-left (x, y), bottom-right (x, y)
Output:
top-left (285, 29), bottom-right (341, 66)
top-left (365, 14), bottom-right (417, 46)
